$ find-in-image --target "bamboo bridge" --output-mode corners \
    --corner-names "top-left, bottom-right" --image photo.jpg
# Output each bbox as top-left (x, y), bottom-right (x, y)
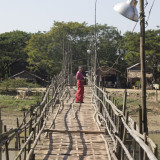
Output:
top-left (0, 72), bottom-right (159, 160)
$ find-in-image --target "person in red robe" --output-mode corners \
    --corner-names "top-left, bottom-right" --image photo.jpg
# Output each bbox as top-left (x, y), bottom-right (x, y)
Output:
top-left (75, 66), bottom-right (84, 103)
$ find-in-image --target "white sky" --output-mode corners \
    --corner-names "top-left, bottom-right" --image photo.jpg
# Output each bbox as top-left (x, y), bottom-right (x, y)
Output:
top-left (0, 0), bottom-right (159, 34)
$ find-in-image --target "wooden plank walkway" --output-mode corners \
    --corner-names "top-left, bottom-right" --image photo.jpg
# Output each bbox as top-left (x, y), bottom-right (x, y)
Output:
top-left (34, 86), bottom-right (112, 160)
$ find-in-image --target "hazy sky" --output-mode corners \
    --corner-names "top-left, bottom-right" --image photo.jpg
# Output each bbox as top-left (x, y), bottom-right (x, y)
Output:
top-left (0, 0), bottom-right (159, 34)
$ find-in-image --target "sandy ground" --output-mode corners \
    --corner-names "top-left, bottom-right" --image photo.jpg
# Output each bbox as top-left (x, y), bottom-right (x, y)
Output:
top-left (1, 111), bottom-right (24, 130)
top-left (106, 88), bottom-right (160, 133)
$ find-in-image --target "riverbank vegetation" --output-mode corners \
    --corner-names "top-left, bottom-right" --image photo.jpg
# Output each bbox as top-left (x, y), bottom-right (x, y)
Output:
top-left (0, 21), bottom-right (160, 82)
top-left (0, 94), bottom-right (40, 112)
top-left (0, 79), bottom-right (42, 112)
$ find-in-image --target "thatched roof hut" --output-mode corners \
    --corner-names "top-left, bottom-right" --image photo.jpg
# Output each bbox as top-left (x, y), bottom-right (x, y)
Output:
top-left (10, 70), bottom-right (49, 86)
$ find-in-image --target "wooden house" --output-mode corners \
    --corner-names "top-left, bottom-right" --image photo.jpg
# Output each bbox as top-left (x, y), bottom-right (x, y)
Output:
top-left (97, 66), bottom-right (120, 88)
top-left (10, 70), bottom-right (49, 86)
top-left (127, 63), bottom-right (153, 88)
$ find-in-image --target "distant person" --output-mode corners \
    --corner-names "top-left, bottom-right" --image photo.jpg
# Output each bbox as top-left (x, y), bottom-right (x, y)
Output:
top-left (75, 66), bottom-right (84, 103)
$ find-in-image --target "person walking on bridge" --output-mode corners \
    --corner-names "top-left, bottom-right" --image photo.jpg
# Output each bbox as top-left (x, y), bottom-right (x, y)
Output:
top-left (75, 66), bottom-right (84, 103)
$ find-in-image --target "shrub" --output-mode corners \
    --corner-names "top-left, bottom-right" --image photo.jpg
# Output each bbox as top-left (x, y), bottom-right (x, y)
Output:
top-left (0, 78), bottom-right (40, 92)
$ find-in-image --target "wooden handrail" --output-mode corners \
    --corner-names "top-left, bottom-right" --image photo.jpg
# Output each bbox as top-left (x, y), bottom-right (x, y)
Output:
top-left (91, 83), bottom-right (158, 160)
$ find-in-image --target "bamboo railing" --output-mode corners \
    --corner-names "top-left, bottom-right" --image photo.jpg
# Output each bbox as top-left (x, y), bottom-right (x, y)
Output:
top-left (91, 83), bottom-right (158, 160)
top-left (0, 73), bottom-right (70, 160)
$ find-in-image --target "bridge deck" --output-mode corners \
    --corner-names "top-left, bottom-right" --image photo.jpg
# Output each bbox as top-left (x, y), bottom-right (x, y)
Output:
top-left (34, 86), bottom-right (112, 160)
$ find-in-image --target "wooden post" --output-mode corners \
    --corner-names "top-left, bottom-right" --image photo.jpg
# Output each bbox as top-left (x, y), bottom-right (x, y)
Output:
top-left (139, 106), bottom-right (143, 160)
top-left (17, 118), bottom-right (21, 160)
top-left (29, 153), bottom-right (35, 160)
top-left (108, 96), bottom-right (111, 129)
top-left (34, 112), bottom-right (37, 140)
top-left (24, 113), bottom-right (27, 160)
top-left (117, 115), bottom-right (122, 159)
top-left (156, 89), bottom-right (158, 102)
top-left (28, 118), bottom-right (32, 152)
top-left (122, 89), bottom-right (127, 115)
top-left (132, 122), bottom-right (137, 159)
top-left (99, 89), bottom-right (103, 114)
top-left (0, 108), bottom-right (2, 160)
top-left (154, 144), bottom-right (158, 158)
top-left (143, 133), bottom-right (147, 160)
top-left (140, 0), bottom-right (148, 136)
top-left (121, 112), bottom-right (129, 160)
top-left (114, 99), bottom-right (117, 126)
top-left (17, 118), bottom-right (20, 148)
top-left (4, 125), bottom-right (9, 160)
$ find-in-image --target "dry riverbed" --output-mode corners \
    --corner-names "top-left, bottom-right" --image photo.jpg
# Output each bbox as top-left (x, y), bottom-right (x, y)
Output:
top-left (106, 88), bottom-right (160, 132)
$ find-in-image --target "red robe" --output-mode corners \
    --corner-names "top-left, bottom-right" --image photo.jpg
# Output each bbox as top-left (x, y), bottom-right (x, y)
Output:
top-left (75, 71), bottom-right (84, 102)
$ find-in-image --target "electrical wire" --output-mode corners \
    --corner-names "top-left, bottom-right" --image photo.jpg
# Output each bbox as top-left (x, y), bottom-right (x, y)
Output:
top-left (132, 0), bottom-right (149, 32)
top-left (132, 22), bottom-right (138, 33)
top-left (145, 0), bottom-right (156, 28)
top-left (97, 51), bottom-right (124, 73)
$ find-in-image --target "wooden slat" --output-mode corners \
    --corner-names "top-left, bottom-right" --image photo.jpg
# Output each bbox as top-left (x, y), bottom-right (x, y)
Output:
top-left (43, 129), bottom-right (106, 134)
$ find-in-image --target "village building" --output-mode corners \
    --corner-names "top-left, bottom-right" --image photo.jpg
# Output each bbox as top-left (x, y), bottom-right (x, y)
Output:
top-left (10, 70), bottom-right (49, 86)
top-left (126, 63), bottom-right (153, 88)
top-left (97, 66), bottom-right (120, 88)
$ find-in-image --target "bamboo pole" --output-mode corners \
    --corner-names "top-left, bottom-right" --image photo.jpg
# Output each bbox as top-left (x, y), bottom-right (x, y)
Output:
top-left (139, 106), bottom-right (143, 160)
top-left (0, 108), bottom-right (2, 160)
top-left (132, 122), bottom-right (137, 159)
top-left (4, 125), bottom-right (9, 160)
top-left (122, 89), bottom-right (127, 115)
top-left (24, 113), bottom-right (27, 160)
top-left (143, 133), bottom-right (147, 160)
top-left (121, 112), bottom-right (129, 160)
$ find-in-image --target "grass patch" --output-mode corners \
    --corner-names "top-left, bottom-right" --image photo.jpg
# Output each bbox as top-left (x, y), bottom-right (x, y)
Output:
top-left (0, 78), bottom-right (40, 93)
top-left (116, 96), bottom-right (141, 110)
top-left (0, 94), bottom-right (41, 112)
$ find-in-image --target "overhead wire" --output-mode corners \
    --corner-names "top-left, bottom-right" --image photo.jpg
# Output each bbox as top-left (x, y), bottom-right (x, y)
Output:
top-left (97, 51), bottom-right (124, 73)
top-left (132, 0), bottom-right (149, 32)
top-left (145, 0), bottom-right (156, 28)
top-left (94, 0), bottom-right (156, 74)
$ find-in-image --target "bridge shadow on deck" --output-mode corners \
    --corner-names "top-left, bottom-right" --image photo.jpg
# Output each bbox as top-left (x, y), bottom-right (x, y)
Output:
top-left (43, 89), bottom-right (88, 160)
top-left (74, 103), bottom-right (87, 160)
top-left (63, 100), bottom-right (74, 160)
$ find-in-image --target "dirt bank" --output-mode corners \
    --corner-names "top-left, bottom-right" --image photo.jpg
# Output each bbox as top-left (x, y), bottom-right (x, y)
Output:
top-left (106, 88), bottom-right (160, 132)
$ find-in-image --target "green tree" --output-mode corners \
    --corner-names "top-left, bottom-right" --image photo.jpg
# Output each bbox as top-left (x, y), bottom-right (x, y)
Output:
top-left (27, 22), bottom-right (91, 77)
top-left (0, 30), bottom-right (31, 78)
top-left (122, 29), bottom-right (160, 82)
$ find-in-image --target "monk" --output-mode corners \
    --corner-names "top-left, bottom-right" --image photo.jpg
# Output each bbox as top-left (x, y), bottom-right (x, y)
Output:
top-left (75, 66), bottom-right (84, 103)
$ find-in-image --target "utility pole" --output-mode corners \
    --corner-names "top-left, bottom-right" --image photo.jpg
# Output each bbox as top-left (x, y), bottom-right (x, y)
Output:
top-left (62, 27), bottom-right (65, 74)
top-left (94, 0), bottom-right (98, 87)
top-left (139, 0), bottom-right (148, 135)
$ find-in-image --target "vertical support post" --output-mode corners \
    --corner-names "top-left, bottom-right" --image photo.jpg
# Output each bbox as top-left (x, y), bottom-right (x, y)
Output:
top-left (132, 122), bottom-right (137, 159)
top-left (94, 0), bottom-right (98, 89)
top-left (116, 115), bottom-right (122, 159)
top-left (24, 113), bottom-right (27, 160)
top-left (121, 112), bottom-right (129, 160)
top-left (4, 125), bottom-right (9, 160)
top-left (154, 144), bottom-right (158, 158)
top-left (108, 96), bottom-right (111, 129)
top-left (28, 118), bottom-right (32, 153)
top-left (139, 106), bottom-right (143, 160)
top-left (140, 0), bottom-right (148, 135)
top-left (156, 89), bottom-right (158, 102)
top-left (17, 118), bottom-right (21, 160)
top-left (122, 89), bottom-right (127, 115)
top-left (0, 108), bottom-right (2, 160)
top-left (143, 133), bottom-right (147, 160)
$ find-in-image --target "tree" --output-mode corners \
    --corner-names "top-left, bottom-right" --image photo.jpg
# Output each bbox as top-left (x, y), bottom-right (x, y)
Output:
top-left (26, 22), bottom-right (91, 77)
top-left (0, 30), bottom-right (31, 78)
top-left (95, 24), bottom-right (122, 67)
top-left (121, 29), bottom-right (160, 82)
